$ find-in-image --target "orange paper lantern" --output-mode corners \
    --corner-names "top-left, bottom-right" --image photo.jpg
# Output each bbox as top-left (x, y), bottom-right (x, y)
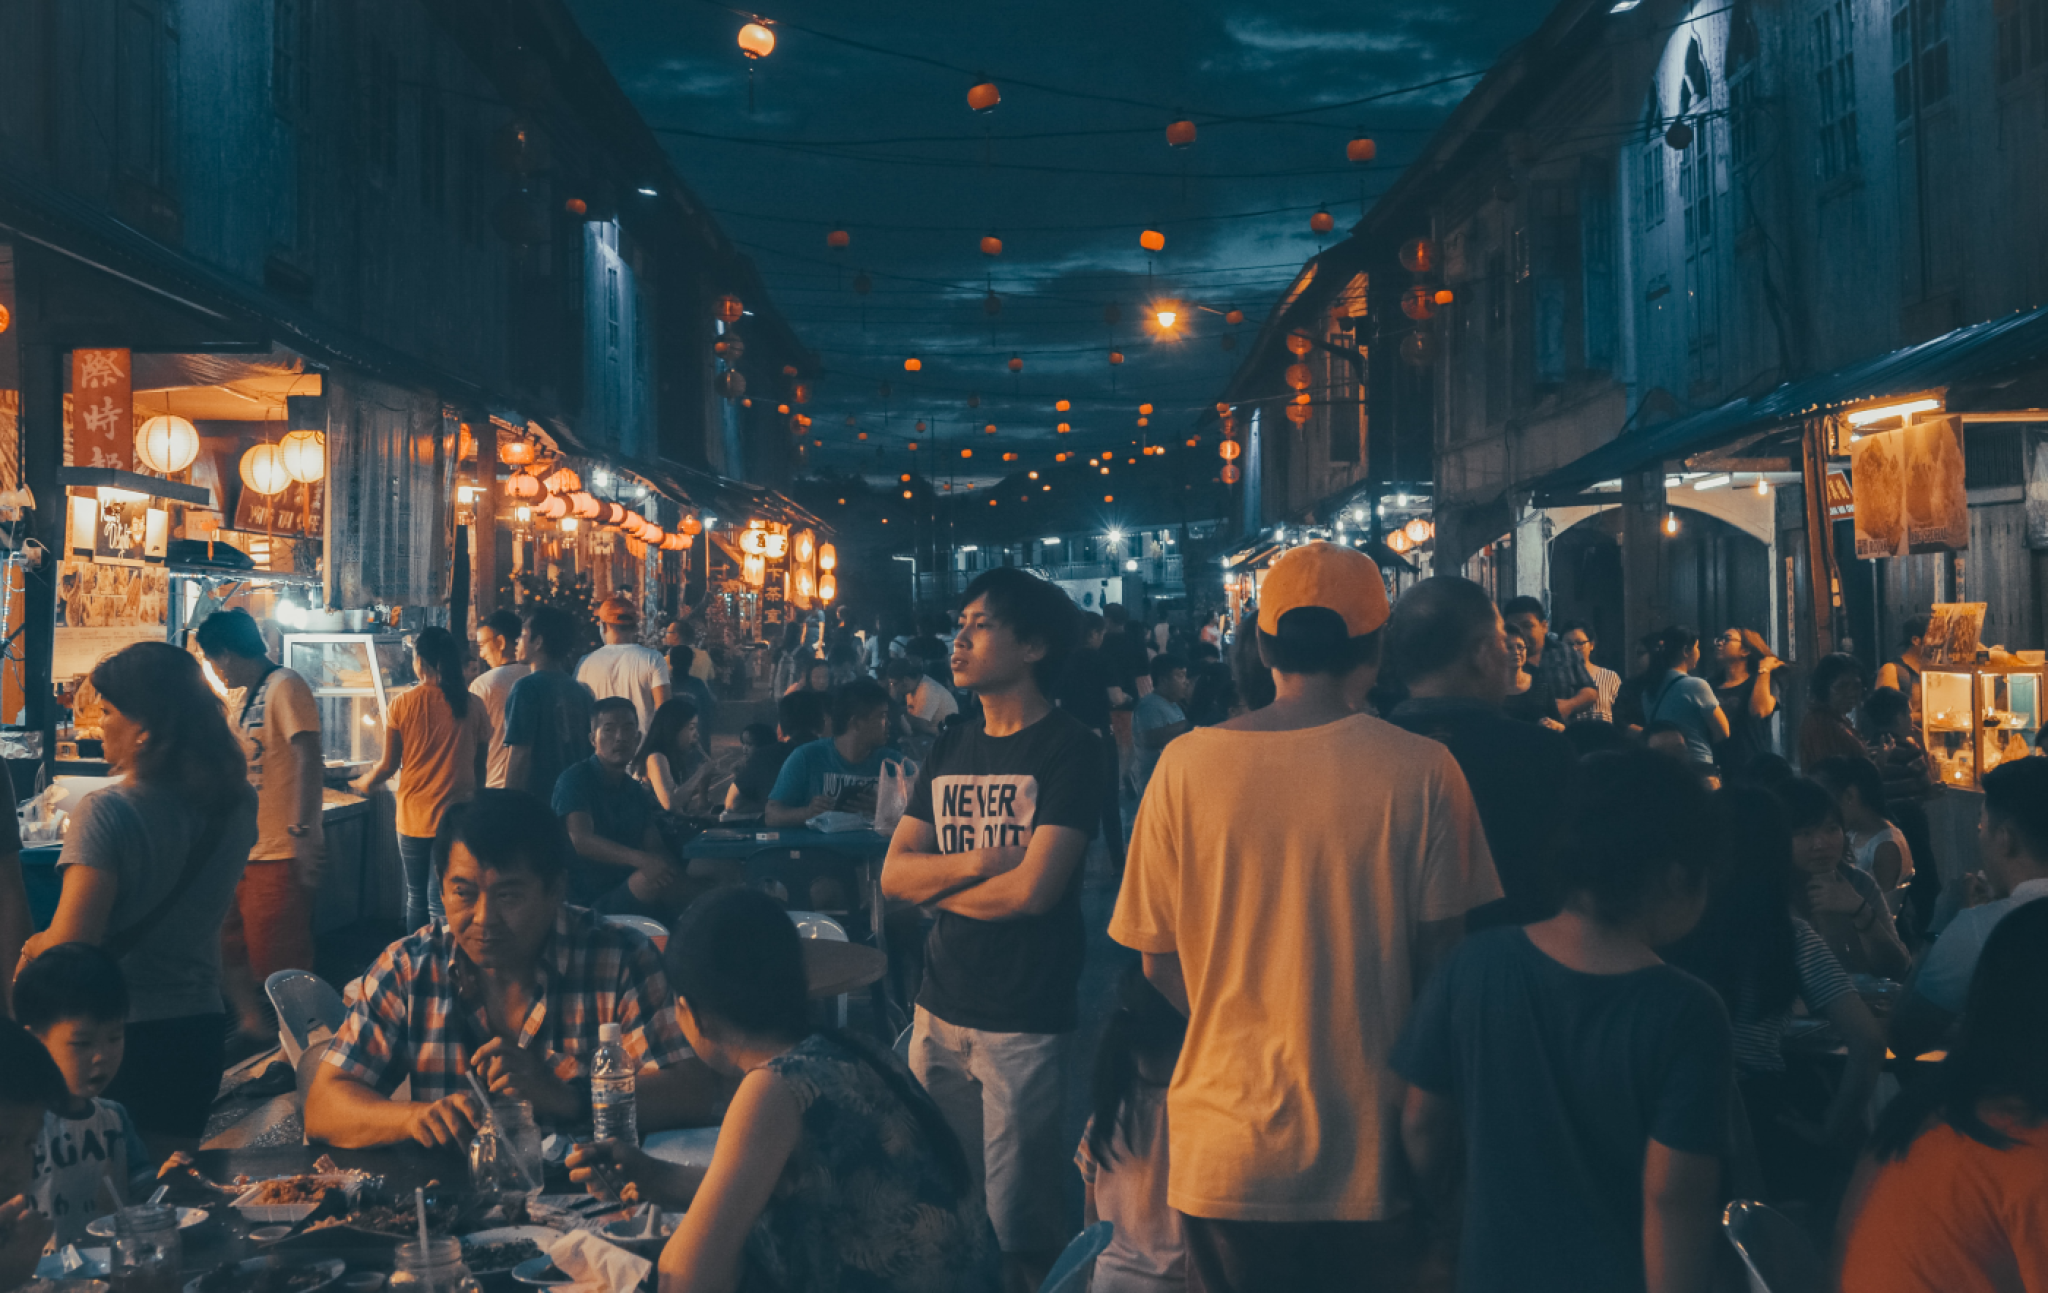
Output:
top-left (1347, 137), bottom-right (1377, 163)
top-left (737, 22), bottom-right (774, 57)
top-left (1218, 440), bottom-right (1241, 460)
top-left (1007, 355), bottom-right (1023, 372)
top-left (826, 228), bottom-right (850, 249)
top-left (1165, 119), bottom-right (1197, 147)
top-left (1139, 229), bottom-right (1166, 252)
top-left (1310, 208), bottom-right (1335, 235)
top-left (499, 438), bottom-right (537, 467)
top-left (904, 357), bottom-right (922, 372)
top-left (980, 234), bottom-right (1003, 256)
top-left (968, 81), bottom-right (1001, 112)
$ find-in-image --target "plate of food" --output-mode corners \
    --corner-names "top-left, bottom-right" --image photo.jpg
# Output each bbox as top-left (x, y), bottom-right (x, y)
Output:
top-left (85, 1206), bottom-right (210, 1239)
top-left (460, 1227), bottom-right (564, 1277)
top-left (229, 1176), bottom-right (360, 1224)
top-left (184, 1257), bottom-right (346, 1293)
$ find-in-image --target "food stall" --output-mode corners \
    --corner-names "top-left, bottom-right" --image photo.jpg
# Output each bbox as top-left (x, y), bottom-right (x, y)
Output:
top-left (1918, 602), bottom-right (2045, 790)
top-left (280, 631), bottom-right (418, 778)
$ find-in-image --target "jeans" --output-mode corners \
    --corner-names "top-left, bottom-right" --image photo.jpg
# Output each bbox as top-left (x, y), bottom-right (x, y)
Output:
top-left (398, 833), bottom-right (442, 930)
top-left (908, 1006), bottom-right (1069, 1254)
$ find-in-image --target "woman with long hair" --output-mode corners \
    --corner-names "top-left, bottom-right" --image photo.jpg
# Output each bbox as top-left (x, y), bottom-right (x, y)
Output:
top-left (21, 642), bottom-right (257, 1148)
top-left (1639, 626), bottom-right (1730, 771)
top-left (1778, 777), bottom-right (1910, 980)
top-left (633, 698), bottom-right (713, 813)
top-left (1838, 899), bottom-right (2048, 1288)
top-left (1663, 787), bottom-right (1884, 1201)
top-left (353, 626), bottom-right (491, 929)
top-left (1710, 628), bottom-right (1782, 776)
top-left (566, 888), bottom-right (1000, 1292)
top-left (1079, 965), bottom-right (1189, 1292)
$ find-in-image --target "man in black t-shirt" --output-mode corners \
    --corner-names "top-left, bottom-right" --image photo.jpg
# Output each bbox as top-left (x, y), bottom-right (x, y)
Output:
top-left (1385, 578), bottom-right (1579, 928)
top-left (882, 568), bottom-right (1098, 1288)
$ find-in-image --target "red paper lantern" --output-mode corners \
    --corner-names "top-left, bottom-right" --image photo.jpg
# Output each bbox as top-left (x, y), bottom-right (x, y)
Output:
top-left (826, 228), bottom-right (850, 249)
top-left (1008, 354), bottom-right (1023, 372)
top-left (1310, 208), bottom-right (1335, 235)
top-left (1347, 137), bottom-right (1377, 164)
top-left (968, 81), bottom-right (1001, 112)
top-left (980, 234), bottom-right (1003, 256)
top-left (1139, 229), bottom-right (1166, 252)
top-left (1165, 119), bottom-right (1197, 147)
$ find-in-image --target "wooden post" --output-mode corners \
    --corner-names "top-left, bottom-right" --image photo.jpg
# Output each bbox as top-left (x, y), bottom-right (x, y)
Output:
top-left (471, 415), bottom-right (499, 618)
top-left (1620, 467), bottom-right (1670, 663)
top-left (1801, 416), bottom-right (1841, 658)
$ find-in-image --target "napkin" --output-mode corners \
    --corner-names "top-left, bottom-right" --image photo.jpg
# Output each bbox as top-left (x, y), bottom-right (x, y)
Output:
top-left (548, 1230), bottom-right (652, 1293)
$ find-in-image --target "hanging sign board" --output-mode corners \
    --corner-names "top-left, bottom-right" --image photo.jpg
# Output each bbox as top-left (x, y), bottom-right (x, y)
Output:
top-left (1905, 415), bottom-right (1969, 553)
top-left (70, 349), bottom-right (132, 470)
top-left (234, 482), bottom-right (325, 536)
top-left (1824, 470), bottom-right (1855, 521)
top-left (1850, 433), bottom-right (1905, 558)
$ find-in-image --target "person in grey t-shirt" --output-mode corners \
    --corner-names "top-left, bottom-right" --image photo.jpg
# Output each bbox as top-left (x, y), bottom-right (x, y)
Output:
top-left (21, 643), bottom-right (256, 1149)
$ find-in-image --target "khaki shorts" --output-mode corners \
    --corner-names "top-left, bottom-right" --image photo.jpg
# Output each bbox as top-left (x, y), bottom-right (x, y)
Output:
top-left (908, 1006), bottom-right (1070, 1254)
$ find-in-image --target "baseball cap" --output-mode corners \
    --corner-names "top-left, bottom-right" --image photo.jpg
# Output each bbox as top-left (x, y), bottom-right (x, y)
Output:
top-left (596, 595), bottom-right (641, 626)
top-left (1256, 541), bottom-right (1390, 638)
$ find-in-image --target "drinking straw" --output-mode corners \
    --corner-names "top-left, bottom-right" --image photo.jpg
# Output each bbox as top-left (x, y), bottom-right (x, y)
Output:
top-left (415, 1186), bottom-right (428, 1251)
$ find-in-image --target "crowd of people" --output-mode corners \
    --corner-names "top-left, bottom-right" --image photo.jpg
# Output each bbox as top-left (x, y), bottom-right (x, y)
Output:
top-left (0, 553), bottom-right (2042, 1292)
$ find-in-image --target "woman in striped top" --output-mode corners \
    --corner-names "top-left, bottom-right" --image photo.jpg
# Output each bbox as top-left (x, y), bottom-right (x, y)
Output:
top-left (1664, 786), bottom-right (1885, 1202)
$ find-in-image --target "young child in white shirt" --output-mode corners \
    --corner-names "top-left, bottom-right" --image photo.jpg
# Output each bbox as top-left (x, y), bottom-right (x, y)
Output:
top-left (1076, 966), bottom-right (1187, 1293)
top-left (17, 943), bottom-right (152, 1247)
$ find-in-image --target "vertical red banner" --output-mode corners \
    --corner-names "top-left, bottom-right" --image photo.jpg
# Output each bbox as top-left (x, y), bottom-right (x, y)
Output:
top-left (71, 349), bottom-right (133, 470)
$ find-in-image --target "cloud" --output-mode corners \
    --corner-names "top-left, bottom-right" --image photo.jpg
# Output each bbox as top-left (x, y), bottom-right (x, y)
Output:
top-left (1224, 15), bottom-right (1427, 57)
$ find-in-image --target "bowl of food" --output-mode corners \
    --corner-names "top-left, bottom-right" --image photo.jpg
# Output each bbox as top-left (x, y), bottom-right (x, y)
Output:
top-left (460, 1227), bottom-right (563, 1278)
top-left (230, 1176), bottom-right (359, 1224)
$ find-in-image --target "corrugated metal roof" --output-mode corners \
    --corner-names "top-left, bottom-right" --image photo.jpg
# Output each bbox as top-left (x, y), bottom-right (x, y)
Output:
top-left (1530, 302), bottom-right (2048, 500)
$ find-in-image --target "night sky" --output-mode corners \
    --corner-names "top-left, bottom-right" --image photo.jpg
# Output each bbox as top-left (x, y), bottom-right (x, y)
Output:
top-left (564, 0), bottom-right (1548, 487)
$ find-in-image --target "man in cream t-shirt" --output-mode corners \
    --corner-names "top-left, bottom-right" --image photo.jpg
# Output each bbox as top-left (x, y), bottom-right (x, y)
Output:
top-left (471, 609), bottom-right (531, 789)
top-left (1109, 543), bottom-right (1499, 1289)
top-left (577, 596), bottom-right (670, 735)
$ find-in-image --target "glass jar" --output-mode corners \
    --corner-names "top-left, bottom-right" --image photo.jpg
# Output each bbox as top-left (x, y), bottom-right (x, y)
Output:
top-left (468, 1100), bottom-right (544, 1203)
top-left (110, 1203), bottom-right (182, 1293)
top-left (386, 1237), bottom-right (483, 1293)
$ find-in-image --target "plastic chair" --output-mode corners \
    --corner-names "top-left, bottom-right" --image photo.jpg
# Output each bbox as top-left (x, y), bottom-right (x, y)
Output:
top-left (1723, 1200), bottom-right (1826, 1293)
top-left (789, 910), bottom-right (851, 1026)
top-left (265, 969), bottom-right (345, 1067)
top-left (1040, 1221), bottom-right (1114, 1293)
top-left (600, 912), bottom-right (670, 951)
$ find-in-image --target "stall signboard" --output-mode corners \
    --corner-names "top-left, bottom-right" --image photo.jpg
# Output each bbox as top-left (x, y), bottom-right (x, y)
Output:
top-left (235, 481), bottom-right (325, 535)
top-left (93, 493), bottom-right (154, 564)
top-left (1825, 470), bottom-right (1855, 521)
top-left (1850, 435), bottom-right (1903, 558)
top-left (1905, 415), bottom-right (1969, 553)
top-left (1923, 602), bottom-right (1988, 668)
top-left (70, 349), bottom-right (131, 470)
top-left (2025, 426), bottom-right (2048, 550)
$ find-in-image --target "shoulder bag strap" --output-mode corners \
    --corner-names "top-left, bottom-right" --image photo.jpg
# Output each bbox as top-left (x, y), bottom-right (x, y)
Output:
top-left (101, 804), bottom-right (233, 962)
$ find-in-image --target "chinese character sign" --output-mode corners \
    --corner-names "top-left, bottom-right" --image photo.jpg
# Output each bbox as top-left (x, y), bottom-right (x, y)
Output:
top-left (71, 349), bottom-right (132, 471)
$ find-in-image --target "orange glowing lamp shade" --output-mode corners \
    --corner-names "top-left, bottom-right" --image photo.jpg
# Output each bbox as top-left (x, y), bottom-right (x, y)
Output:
top-left (985, 423), bottom-right (998, 435)
top-left (1056, 452), bottom-right (1068, 462)
top-left (793, 383), bottom-right (811, 404)
top-left (904, 357), bottom-right (922, 372)
top-left (505, 474), bottom-right (545, 501)
top-left (1109, 350), bottom-right (1125, 366)
top-left (499, 437), bottom-right (538, 467)
top-left (1055, 399), bottom-right (1071, 412)
top-left (1286, 363), bottom-right (1313, 390)
top-left (1287, 403), bottom-right (1312, 425)
top-left (795, 569), bottom-right (815, 599)
top-left (902, 489), bottom-right (914, 500)
top-left (1405, 518), bottom-right (1434, 544)
top-left (794, 529), bottom-right (815, 564)
top-left (1219, 439), bottom-right (1242, 460)
top-left (660, 532), bottom-right (688, 551)
top-left (1310, 208), bottom-right (1336, 235)
top-left (1007, 354), bottom-right (1023, 372)
top-left (538, 494), bottom-right (572, 520)
top-left (1398, 238), bottom-right (1435, 273)
top-left (680, 513), bottom-right (703, 535)
top-left (1221, 464), bottom-right (1241, 484)
top-left (737, 22), bottom-right (775, 58)
top-left (1347, 136), bottom-right (1377, 164)
top-left (564, 197), bottom-right (588, 216)
top-left (1434, 289), bottom-right (1455, 305)
top-left (818, 544), bottom-right (837, 572)
top-left (1401, 285), bottom-right (1438, 321)
top-left (599, 501), bottom-right (628, 526)
top-left (742, 553), bottom-right (766, 586)
top-left (1139, 403), bottom-right (1154, 415)
top-left (715, 294), bottom-right (745, 323)
top-left (1295, 391), bottom-right (1313, 405)
top-left (777, 403), bottom-right (791, 415)
top-left (1288, 332), bottom-right (1315, 356)
top-left (980, 234), bottom-right (1004, 256)
top-left (135, 414), bottom-right (200, 474)
top-left (1165, 119), bottom-right (1197, 147)
top-left (739, 527), bottom-right (765, 556)
top-left (960, 448), bottom-right (973, 459)
top-left (907, 441), bottom-right (918, 451)
top-left (1387, 528), bottom-right (1413, 553)
top-left (1225, 308), bottom-right (1244, 325)
top-left (1002, 452), bottom-right (1018, 461)
top-left (818, 573), bottom-right (837, 602)
top-left (764, 530), bottom-right (789, 558)
top-left (1137, 417), bottom-right (1149, 427)
top-left (567, 492), bottom-right (601, 519)
top-left (826, 227), bottom-right (850, 250)
top-left (1104, 495), bottom-right (1114, 503)
top-left (1139, 229), bottom-right (1166, 252)
top-left (968, 81), bottom-right (1001, 112)
top-left (240, 444), bottom-right (292, 496)
top-left (1055, 422), bottom-right (1070, 433)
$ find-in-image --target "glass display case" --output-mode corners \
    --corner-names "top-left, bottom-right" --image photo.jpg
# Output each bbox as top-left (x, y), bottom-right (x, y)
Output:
top-left (281, 633), bottom-right (417, 776)
top-left (1921, 665), bottom-right (2043, 790)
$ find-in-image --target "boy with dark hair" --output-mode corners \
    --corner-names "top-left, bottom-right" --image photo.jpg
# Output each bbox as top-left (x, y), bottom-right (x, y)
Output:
top-left (1111, 544), bottom-right (1499, 1289)
top-left (1131, 653), bottom-right (1191, 790)
top-left (0, 1019), bottom-right (69, 1286)
top-left (472, 608), bottom-right (533, 789)
top-left (16, 944), bottom-right (150, 1244)
top-left (1502, 595), bottom-right (1597, 721)
top-left (766, 679), bottom-right (903, 826)
top-left (554, 697), bottom-right (685, 917)
top-left (882, 567), bottom-right (1100, 1288)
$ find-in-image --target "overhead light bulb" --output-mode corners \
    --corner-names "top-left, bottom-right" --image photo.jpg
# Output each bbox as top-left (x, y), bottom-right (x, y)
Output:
top-left (1155, 308), bottom-right (1178, 328)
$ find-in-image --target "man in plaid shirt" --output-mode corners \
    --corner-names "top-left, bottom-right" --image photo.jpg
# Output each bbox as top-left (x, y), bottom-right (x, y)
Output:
top-left (307, 791), bottom-right (727, 1149)
top-left (1503, 596), bottom-right (1598, 722)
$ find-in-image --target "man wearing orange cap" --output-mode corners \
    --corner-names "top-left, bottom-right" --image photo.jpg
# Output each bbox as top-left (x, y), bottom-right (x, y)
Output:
top-left (576, 595), bottom-right (671, 736)
top-left (1109, 541), bottom-right (1500, 1291)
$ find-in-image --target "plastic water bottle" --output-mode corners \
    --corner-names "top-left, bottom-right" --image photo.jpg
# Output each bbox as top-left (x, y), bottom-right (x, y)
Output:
top-left (591, 1022), bottom-right (638, 1145)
